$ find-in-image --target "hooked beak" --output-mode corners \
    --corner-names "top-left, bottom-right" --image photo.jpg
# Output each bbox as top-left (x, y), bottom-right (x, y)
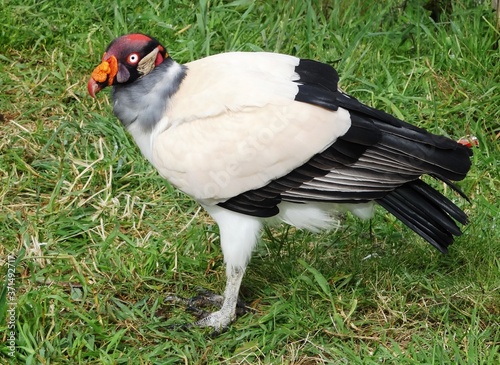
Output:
top-left (87, 78), bottom-right (103, 98)
top-left (88, 54), bottom-right (118, 98)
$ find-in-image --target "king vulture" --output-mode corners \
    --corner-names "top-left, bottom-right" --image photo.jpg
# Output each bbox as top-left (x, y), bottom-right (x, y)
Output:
top-left (88, 33), bottom-right (472, 331)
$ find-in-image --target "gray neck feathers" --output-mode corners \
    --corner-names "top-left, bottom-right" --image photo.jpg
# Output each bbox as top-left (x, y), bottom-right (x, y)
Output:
top-left (112, 58), bottom-right (187, 131)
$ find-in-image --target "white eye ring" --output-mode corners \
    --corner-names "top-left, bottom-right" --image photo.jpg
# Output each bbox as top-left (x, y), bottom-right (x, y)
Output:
top-left (127, 53), bottom-right (140, 65)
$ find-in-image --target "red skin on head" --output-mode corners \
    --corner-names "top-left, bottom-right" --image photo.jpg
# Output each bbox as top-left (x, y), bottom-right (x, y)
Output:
top-left (122, 34), bottom-right (152, 42)
top-left (88, 34), bottom-right (166, 97)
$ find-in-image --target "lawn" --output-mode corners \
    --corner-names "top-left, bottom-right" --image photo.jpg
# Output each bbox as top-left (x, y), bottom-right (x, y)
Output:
top-left (1, 0), bottom-right (499, 364)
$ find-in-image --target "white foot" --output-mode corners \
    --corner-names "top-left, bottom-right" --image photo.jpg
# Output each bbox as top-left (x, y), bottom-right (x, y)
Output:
top-left (194, 308), bottom-right (235, 332)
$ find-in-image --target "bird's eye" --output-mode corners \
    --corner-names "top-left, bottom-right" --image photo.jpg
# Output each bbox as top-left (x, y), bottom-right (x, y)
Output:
top-left (127, 53), bottom-right (140, 65)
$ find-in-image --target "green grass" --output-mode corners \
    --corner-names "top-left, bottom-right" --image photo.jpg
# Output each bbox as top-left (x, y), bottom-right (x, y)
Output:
top-left (1, 0), bottom-right (499, 363)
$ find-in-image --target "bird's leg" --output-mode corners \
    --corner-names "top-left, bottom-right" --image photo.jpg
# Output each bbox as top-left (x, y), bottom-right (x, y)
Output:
top-left (192, 265), bottom-right (246, 332)
top-left (171, 205), bottom-right (261, 332)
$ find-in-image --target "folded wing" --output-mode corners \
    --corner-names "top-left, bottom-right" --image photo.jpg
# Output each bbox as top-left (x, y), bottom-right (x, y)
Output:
top-left (150, 54), bottom-right (472, 252)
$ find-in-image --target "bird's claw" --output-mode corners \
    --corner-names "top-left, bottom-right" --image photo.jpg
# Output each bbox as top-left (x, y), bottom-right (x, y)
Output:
top-left (164, 289), bottom-right (252, 332)
top-left (188, 288), bottom-right (252, 316)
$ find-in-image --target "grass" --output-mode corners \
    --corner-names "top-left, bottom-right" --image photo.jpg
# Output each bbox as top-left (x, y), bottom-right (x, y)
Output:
top-left (1, 0), bottom-right (499, 363)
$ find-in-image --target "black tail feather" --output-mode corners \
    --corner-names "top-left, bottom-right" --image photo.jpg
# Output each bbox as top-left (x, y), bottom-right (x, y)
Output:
top-left (376, 179), bottom-right (468, 253)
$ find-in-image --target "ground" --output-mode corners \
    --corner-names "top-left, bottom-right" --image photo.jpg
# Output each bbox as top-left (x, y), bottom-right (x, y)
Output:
top-left (0, 0), bottom-right (499, 364)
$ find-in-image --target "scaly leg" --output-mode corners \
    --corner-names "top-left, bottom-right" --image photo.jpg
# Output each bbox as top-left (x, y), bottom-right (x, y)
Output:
top-left (193, 266), bottom-right (246, 331)
top-left (189, 205), bottom-right (262, 331)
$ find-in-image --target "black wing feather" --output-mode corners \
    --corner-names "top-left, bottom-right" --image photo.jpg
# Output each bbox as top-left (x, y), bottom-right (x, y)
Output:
top-left (218, 58), bottom-right (472, 251)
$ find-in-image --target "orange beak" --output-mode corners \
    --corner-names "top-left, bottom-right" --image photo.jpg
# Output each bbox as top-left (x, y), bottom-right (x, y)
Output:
top-left (87, 54), bottom-right (118, 98)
